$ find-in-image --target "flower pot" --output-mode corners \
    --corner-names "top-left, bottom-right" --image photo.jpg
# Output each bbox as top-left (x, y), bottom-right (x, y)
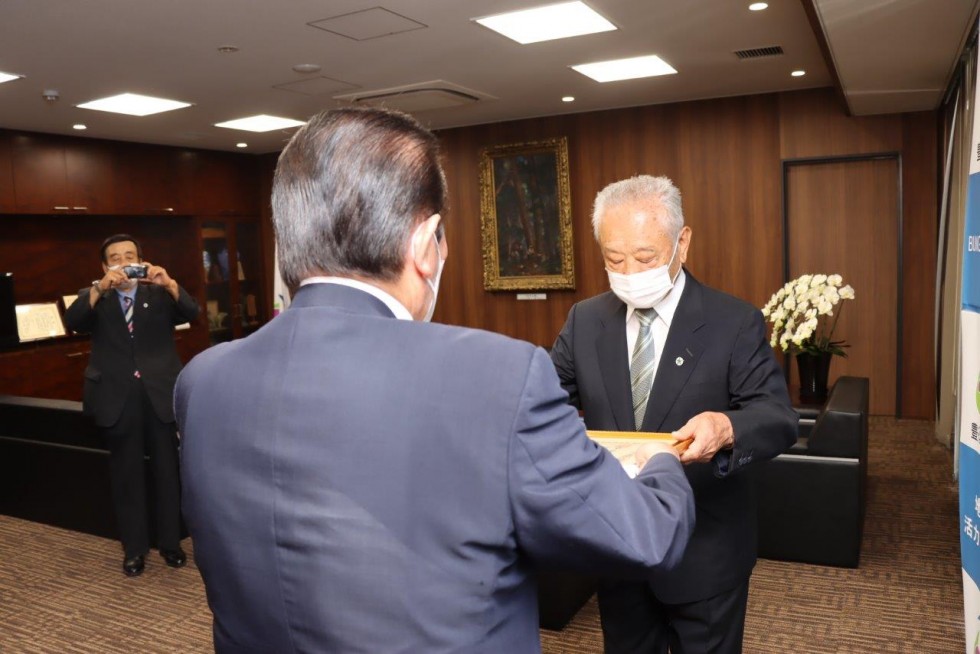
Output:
top-left (796, 352), bottom-right (832, 404)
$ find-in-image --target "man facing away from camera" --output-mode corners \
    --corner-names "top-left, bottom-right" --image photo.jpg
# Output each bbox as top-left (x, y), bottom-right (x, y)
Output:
top-left (175, 107), bottom-right (698, 654)
top-left (64, 234), bottom-right (199, 577)
top-left (551, 175), bottom-right (798, 654)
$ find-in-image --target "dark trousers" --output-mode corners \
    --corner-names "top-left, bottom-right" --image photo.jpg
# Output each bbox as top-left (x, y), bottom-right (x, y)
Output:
top-left (102, 377), bottom-right (181, 558)
top-left (597, 578), bottom-right (750, 654)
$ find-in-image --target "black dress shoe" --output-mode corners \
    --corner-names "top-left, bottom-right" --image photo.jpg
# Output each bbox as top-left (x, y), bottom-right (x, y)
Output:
top-left (123, 554), bottom-right (145, 577)
top-left (159, 547), bottom-right (187, 568)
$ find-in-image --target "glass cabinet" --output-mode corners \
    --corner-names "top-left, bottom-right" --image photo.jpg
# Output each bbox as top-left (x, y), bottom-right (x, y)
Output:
top-left (200, 217), bottom-right (267, 346)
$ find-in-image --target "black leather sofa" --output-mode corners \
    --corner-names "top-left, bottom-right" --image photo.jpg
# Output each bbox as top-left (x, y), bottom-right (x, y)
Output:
top-left (0, 394), bottom-right (174, 544)
top-left (756, 376), bottom-right (869, 568)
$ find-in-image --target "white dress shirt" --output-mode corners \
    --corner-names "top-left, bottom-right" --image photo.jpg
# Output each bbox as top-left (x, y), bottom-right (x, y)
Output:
top-left (625, 269), bottom-right (686, 381)
top-left (299, 276), bottom-right (414, 321)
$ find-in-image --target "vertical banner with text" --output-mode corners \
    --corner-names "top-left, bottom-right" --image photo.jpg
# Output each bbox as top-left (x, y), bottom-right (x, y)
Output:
top-left (960, 26), bottom-right (980, 652)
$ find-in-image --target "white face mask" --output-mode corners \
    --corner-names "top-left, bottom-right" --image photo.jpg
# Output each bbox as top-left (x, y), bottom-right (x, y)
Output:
top-left (606, 237), bottom-right (680, 309)
top-left (420, 232), bottom-right (444, 322)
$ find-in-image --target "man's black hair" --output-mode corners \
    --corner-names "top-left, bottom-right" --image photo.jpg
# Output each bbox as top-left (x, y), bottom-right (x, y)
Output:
top-left (100, 234), bottom-right (143, 263)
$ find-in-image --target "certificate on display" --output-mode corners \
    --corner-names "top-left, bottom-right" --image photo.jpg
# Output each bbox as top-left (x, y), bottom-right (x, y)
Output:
top-left (62, 294), bottom-right (79, 309)
top-left (587, 430), bottom-right (692, 477)
top-left (15, 303), bottom-right (67, 341)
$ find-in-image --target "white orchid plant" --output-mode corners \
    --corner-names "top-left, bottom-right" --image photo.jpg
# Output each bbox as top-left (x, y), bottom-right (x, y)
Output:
top-left (761, 273), bottom-right (855, 357)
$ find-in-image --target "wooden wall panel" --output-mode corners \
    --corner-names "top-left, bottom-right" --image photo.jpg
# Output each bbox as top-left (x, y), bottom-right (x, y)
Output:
top-left (900, 111), bottom-right (939, 418)
top-left (0, 214), bottom-right (203, 307)
top-left (0, 131), bottom-right (14, 213)
top-left (777, 89), bottom-right (938, 417)
top-left (786, 158), bottom-right (900, 415)
top-left (0, 214), bottom-right (209, 401)
top-left (435, 94), bottom-right (785, 348)
top-left (256, 88), bottom-right (939, 417)
top-left (779, 89), bottom-right (903, 159)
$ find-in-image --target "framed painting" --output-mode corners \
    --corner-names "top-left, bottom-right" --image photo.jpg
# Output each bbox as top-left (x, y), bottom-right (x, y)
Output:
top-left (479, 137), bottom-right (575, 291)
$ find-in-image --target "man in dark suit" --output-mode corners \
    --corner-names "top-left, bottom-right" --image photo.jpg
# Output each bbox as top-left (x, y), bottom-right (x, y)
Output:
top-left (175, 108), bottom-right (696, 654)
top-left (550, 175), bottom-right (798, 654)
top-left (65, 234), bottom-right (199, 577)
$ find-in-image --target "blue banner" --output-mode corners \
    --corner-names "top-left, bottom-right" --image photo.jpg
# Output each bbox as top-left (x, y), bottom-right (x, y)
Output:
top-left (962, 36), bottom-right (980, 650)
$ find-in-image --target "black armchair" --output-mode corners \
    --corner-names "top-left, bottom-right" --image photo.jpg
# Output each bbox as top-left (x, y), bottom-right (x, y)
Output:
top-left (756, 376), bottom-right (869, 567)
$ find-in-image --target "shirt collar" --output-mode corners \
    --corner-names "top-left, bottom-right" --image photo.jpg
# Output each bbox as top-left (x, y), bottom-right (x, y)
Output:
top-left (116, 284), bottom-right (138, 301)
top-left (625, 268), bottom-right (686, 327)
top-left (299, 276), bottom-right (413, 321)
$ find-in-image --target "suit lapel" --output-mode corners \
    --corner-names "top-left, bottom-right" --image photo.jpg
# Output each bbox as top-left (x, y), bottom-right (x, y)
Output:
top-left (132, 285), bottom-right (148, 333)
top-left (104, 289), bottom-right (130, 341)
top-left (594, 300), bottom-right (635, 431)
top-left (640, 273), bottom-right (706, 432)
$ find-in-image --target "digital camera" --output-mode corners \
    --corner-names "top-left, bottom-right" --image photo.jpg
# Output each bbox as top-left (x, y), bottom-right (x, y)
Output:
top-left (122, 264), bottom-right (148, 279)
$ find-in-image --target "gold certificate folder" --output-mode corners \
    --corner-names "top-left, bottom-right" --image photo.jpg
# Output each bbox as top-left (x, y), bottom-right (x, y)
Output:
top-left (587, 430), bottom-right (693, 455)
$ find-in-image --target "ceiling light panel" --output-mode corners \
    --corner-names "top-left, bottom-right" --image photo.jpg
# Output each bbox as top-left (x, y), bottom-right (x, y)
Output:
top-left (572, 55), bottom-right (677, 82)
top-left (78, 93), bottom-right (191, 116)
top-left (475, 1), bottom-right (616, 44)
top-left (0, 72), bottom-right (22, 84)
top-left (215, 114), bottom-right (306, 132)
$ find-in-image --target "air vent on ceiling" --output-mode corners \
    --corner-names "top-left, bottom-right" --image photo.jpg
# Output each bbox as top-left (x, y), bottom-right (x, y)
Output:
top-left (335, 80), bottom-right (495, 114)
top-left (733, 45), bottom-right (784, 60)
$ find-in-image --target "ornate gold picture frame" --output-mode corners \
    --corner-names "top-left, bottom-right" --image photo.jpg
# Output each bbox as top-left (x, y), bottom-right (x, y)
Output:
top-left (479, 137), bottom-right (575, 291)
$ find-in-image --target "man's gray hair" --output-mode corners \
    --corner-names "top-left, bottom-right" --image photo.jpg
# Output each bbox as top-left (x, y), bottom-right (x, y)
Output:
top-left (271, 107), bottom-right (447, 289)
top-left (591, 175), bottom-right (684, 241)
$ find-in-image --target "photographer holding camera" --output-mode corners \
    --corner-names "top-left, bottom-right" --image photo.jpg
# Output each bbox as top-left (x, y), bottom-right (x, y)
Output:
top-left (65, 234), bottom-right (199, 577)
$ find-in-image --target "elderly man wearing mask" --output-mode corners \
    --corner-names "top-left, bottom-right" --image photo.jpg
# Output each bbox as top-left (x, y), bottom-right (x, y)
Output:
top-left (550, 175), bottom-right (797, 654)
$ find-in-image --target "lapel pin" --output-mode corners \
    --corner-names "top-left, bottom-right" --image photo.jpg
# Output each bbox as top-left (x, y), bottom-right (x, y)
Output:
top-left (143, 303), bottom-right (149, 308)
top-left (675, 357), bottom-right (684, 366)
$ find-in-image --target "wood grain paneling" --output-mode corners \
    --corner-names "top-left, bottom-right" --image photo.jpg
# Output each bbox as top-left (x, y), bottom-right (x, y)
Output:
top-left (786, 158), bottom-right (900, 415)
top-left (779, 89), bottom-right (903, 159)
top-left (10, 133), bottom-right (70, 213)
top-left (253, 88), bottom-right (939, 417)
top-left (0, 131), bottom-right (13, 213)
top-left (435, 94), bottom-right (785, 348)
top-left (899, 111), bottom-right (939, 418)
top-left (0, 215), bottom-right (209, 400)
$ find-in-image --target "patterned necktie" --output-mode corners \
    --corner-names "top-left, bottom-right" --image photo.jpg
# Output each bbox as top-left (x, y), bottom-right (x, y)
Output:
top-left (123, 296), bottom-right (140, 378)
top-left (123, 296), bottom-right (134, 336)
top-left (630, 308), bottom-right (657, 429)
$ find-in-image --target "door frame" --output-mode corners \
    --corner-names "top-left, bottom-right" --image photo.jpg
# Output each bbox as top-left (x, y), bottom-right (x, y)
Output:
top-left (781, 152), bottom-right (903, 415)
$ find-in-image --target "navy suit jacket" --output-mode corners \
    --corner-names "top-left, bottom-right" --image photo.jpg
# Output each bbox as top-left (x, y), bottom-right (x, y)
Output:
top-left (175, 283), bottom-right (695, 654)
top-left (550, 271), bottom-right (797, 603)
top-left (64, 283), bottom-right (199, 426)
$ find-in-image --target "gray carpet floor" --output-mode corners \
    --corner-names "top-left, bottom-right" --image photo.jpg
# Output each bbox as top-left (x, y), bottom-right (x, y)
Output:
top-left (0, 417), bottom-right (963, 652)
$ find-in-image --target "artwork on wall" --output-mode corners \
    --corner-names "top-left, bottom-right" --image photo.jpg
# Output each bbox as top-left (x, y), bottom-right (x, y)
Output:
top-left (479, 137), bottom-right (575, 291)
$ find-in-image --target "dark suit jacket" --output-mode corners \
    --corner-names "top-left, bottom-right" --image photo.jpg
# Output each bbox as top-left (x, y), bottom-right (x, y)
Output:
top-left (175, 283), bottom-right (695, 654)
top-left (64, 283), bottom-right (199, 427)
top-left (551, 271), bottom-right (797, 604)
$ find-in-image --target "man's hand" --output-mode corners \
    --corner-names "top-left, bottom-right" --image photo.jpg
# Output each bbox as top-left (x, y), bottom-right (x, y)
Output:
top-left (89, 267), bottom-right (130, 306)
top-left (634, 441), bottom-right (680, 469)
top-left (143, 262), bottom-right (180, 299)
top-left (673, 412), bottom-right (734, 464)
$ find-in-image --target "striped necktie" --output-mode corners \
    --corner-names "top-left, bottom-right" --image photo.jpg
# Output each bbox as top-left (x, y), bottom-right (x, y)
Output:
top-left (123, 296), bottom-right (134, 336)
top-left (123, 296), bottom-right (140, 378)
top-left (630, 308), bottom-right (657, 429)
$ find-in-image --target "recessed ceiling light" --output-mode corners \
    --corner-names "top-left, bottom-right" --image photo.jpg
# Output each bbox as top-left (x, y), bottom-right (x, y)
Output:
top-left (217, 45), bottom-right (240, 54)
top-left (749, 2), bottom-right (768, 10)
top-left (215, 115), bottom-right (306, 132)
top-left (77, 93), bottom-right (192, 116)
top-left (72, 124), bottom-right (87, 130)
top-left (571, 55), bottom-right (677, 83)
top-left (791, 69), bottom-right (806, 77)
top-left (475, 1), bottom-right (616, 45)
top-left (0, 71), bottom-right (23, 85)
top-left (292, 63), bottom-right (322, 74)
top-left (236, 142), bottom-right (248, 148)
top-left (562, 96), bottom-right (575, 102)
